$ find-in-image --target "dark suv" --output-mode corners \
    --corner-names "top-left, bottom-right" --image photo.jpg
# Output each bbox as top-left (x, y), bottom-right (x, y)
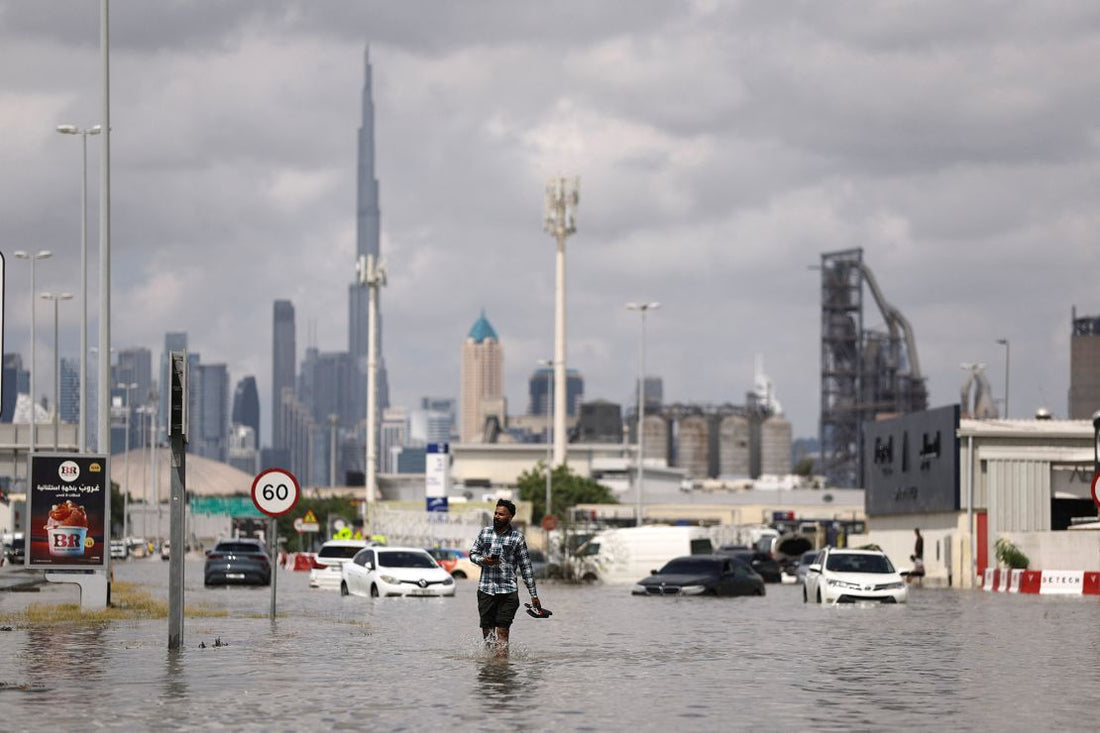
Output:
top-left (714, 544), bottom-right (783, 583)
top-left (204, 538), bottom-right (271, 586)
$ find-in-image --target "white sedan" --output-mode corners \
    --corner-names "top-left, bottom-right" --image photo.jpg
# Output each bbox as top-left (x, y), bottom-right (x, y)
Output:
top-left (804, 548), bottom-right (908, 604)
top-left (340, 546), bottom-right (456, 598)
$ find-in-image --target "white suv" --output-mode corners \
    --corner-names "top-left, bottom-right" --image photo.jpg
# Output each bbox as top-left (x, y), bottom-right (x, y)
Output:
top-left (804, 547), bottom-right (908, 604)
top-left (309, 539), bottom-right (370, 589)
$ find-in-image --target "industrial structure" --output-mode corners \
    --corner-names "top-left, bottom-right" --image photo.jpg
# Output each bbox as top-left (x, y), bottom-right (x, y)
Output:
top-left (1069, 306), bottom-right (1100, 420)
top-left (819, 248), bottom-right (928, 488)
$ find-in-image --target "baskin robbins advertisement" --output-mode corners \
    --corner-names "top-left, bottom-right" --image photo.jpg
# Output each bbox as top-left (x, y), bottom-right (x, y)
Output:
top-left (27, 454), bottom-right (109, 569)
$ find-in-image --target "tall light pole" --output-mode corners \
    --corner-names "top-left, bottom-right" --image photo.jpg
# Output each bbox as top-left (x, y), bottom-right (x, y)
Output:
top-left (98, 0), bottom-right (113, 474)
top-left (41, 292), bottom-right (74, 450)
top-left (626, 302), bottom-right (660, 527)
top-left (543, 177), bottom-right (579, 467)
top-left (996, 338), bottom-right (1010, 419)
top-left (357, 253), bottom-right (386, 527)
top-left (537, 359), bottom-right (554, 519)
top-left (56, 124), bottom-right (101, 453)
top-left (117, 382), bottom-right (137, 540)
top-left (328, 413), bottom-right (339, 487)
top-left (14, 250), bottom-right (52, 453)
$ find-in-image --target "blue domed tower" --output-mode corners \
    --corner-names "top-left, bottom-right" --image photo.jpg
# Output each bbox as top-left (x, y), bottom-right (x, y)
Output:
top-left (460, 310), bottom-right (504, 442)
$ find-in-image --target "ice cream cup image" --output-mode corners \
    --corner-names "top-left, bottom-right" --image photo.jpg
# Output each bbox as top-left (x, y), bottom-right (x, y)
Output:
top-left (47, 526), bottom-right (89, 557)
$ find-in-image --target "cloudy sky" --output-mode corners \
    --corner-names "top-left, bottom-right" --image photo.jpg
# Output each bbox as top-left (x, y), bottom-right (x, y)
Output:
top-left (2, 1), bottom-right (1099, 445)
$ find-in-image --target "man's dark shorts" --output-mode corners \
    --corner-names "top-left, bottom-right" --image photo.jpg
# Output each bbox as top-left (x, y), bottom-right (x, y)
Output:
top-left (478, 590), bottom-right (520, 629)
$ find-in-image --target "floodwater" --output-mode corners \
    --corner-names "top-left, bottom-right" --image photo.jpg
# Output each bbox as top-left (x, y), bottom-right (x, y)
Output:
top-left (2, 558), bottom-right (1099, 731)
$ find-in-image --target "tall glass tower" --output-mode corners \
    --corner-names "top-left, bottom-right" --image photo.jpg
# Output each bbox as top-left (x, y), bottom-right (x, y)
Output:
top-left (272, 300), bottom-right (296, 452)
top-left (349, 45), bottom-right (390, 422)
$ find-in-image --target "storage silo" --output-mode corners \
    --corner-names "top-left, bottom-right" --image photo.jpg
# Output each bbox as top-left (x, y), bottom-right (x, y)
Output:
top-left (677, 415), bottom-right (710, 479)
top-left (760, 415), bottom-right (793, 475)
top-left (641, 413), bottom-right (669, 466)
top-left (718, 414), bottom-right (751, 478)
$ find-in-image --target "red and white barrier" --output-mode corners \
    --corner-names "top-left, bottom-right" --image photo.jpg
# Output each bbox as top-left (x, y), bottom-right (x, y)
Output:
top-left (277, 552), bottom-right (316, 571)
top-left (981, 568), bottom-right (1100, 595)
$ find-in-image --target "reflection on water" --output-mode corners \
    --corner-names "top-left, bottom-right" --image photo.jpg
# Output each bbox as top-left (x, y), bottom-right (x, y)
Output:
top-left (1, 559), bottom-right (1099, 730)
top-left (161, 651), bottom-right (188, 706)
top-left (478, 656), bottom-right (519, 701)
top-left (21, 623), bottom-right (109, 689)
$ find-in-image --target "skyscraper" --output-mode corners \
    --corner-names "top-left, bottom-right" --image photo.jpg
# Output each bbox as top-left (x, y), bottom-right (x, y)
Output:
top-left (60, 357), bottom-right (79, 424)
top-left (1070, 307), bottom-right (1100, 419)
top-left (349, 46), bottom-right (390, 423)
top-left (528, 366), bottom-right (584, 417)
top-left (272, 300), bottom-right (296, 451)
top-left (460, 311), bottom-right (504, 442)
top-left (232, 375), bottom-right (260, 444)
top-left (194, 363), bottom-right (230, 462)
top-left (1, 354), bottom-right (27, 423)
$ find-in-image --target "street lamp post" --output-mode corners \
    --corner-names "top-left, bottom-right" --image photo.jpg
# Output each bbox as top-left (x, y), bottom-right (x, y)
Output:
top-left (117, 382), bottom-right (137, 541)
top-left (537, 359), bottom-right (554, 519)
top-left (14, 250), bottom-right (52, 454)
top-left (996, 339), bottom-right (1010, 419)
top-left (328, 414), bottom-right (339, 487)
top-left (56, 124), bottom-right (101, 453)
top-left (626, 302), bottom-right (660, 527)
top-left (41, 293), bottom-right (73, 450)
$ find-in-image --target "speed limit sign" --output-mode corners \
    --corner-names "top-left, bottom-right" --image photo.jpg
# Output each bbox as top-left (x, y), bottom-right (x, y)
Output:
top-left (251, 468), bottom-right (301, 517)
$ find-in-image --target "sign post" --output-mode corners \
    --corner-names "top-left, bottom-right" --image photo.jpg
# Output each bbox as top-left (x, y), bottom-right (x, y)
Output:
top-left (251, 468), bottom-right (300, 620)
top-left (168, 351), bottom-right (188, 650)
top-left (425, 443), bottom-right (450, 513)
top-left (28, 453), bottom-right (110, 609)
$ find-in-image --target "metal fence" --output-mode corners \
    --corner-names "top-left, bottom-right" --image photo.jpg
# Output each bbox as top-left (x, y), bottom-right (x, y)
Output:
top-left (371, 506), bottom-right (492, 550)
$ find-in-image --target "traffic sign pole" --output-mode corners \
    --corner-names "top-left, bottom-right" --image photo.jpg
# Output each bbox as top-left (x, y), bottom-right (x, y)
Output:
top-left (251, 469), bottom-right (301, 620)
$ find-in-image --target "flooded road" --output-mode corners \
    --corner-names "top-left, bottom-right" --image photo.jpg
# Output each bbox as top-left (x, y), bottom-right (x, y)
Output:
top-left (2, 558), bottom-right (1099, 731)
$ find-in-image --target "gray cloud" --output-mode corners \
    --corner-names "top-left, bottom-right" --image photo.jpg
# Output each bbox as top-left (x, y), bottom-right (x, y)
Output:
top-left (1, 0), bottom-right (1098, 452)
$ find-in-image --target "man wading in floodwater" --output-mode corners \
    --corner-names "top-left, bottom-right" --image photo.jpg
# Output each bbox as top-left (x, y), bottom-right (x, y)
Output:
top-left (469, 499), bottom-right (542, 656)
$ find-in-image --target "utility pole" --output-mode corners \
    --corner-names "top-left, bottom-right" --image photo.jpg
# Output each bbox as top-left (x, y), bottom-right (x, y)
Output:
top-left (543, 177), bottom-right (579, 467)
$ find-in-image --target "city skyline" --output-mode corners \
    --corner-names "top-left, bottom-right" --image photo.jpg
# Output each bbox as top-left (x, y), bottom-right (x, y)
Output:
top-left (3, 3), bottom-right (1100, 446)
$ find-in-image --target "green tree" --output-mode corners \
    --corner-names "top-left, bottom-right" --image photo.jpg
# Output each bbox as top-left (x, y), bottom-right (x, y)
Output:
top-left (516, 461), bottom-right (618, 524)
top-left (793, 457), bottom-right (815, 477)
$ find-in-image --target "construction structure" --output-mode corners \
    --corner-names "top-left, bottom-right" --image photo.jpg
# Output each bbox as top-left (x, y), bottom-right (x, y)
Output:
top-left (1069, 307), bottom-right (1100, 420)
top-left (820, 248), bottom-right (928, 488)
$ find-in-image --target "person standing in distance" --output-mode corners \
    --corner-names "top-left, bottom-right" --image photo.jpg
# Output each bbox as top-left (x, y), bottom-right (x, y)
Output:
top-left (469, 499), bottom-right (542, 656)
top-left (913, 528), bottom-right (924, 561)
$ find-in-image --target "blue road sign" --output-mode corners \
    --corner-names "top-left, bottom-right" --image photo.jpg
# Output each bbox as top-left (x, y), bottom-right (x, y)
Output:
top-left (426, 497), bottom-right (449, 513)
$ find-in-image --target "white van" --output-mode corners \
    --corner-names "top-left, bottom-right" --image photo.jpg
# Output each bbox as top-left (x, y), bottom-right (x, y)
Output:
top-left (571, 525), bottom-right (716, 584)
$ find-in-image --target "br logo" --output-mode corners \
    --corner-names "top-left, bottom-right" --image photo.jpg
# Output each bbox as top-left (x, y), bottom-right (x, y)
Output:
top-left (53, 531), bottom-right (83, 549)
top-left (58, 460), bottom-right (81, 482)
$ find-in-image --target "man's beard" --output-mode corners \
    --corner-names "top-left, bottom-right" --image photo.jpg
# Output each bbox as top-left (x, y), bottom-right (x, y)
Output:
top-left (493, 518), bottom-right (509, 532)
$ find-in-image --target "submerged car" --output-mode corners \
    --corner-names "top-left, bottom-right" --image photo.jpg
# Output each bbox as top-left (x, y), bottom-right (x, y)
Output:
top-left (204, 538), bottom-right (271, 587)
top-left (795, 550), bottom-right (821, 585)
top-left (714, 545), bottom-right (783, 583)
top-left (341, 546), bottom-right (455, 598)
top-left (804, 548), bottom-right (908, 604)
top-left (425, 547), bottom-right (480, 580)
top-left (631, 555), bottom-right (766, 597)
top-left (310, 539), bottom-right (370, 589)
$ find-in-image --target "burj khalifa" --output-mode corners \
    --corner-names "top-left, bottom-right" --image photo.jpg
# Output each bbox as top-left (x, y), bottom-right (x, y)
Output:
top-left (349, 46), bottom-right (390, 418)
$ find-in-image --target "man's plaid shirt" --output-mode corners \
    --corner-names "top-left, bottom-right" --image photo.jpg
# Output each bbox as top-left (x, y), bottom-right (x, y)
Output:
top-left (469, 525), bottom-right (538, 598)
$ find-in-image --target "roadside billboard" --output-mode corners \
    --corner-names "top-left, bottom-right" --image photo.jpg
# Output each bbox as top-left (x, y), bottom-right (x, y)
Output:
top-left (26, 454), bottom-right (109, 569)
top-left (863, 405), bottom-right (960, 516)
